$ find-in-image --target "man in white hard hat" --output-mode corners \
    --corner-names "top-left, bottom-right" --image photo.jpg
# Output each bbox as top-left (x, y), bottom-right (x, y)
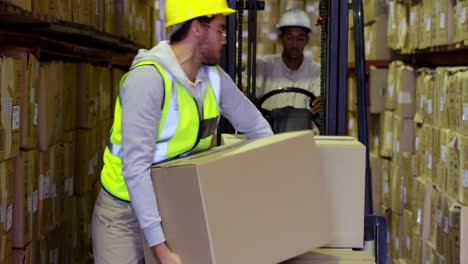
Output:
top-left (91, 0), bottom-right (273, 263)
top-left (255, 8), bottom-right (321, 114)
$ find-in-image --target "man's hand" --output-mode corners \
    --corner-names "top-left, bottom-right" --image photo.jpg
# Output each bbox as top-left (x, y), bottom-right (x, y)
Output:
top-left (153, 242), bottom-right (182, 264)
top-left (311, 96), bottom-right (321, 114)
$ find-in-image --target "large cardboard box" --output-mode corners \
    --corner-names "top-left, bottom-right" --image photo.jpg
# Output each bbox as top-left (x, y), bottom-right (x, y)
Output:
top-left (147, 131), bottom-right (331, 264)
top-left (0, 160), bottom-right (13, 263)
top-left (281, 248), bottom-right (375, 264)
top-left (0, 57), bottom-right (20, 161)
top-left (315, 136), bottom-right (366, 247)
top-left (38, 62), bottom-right (64, 152)
top-left (13, 150), bottom-right (38, 248)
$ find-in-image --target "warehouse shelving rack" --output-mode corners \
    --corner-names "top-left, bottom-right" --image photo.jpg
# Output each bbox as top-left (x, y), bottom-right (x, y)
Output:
top-left (0, 1), bottom-right (141, 67)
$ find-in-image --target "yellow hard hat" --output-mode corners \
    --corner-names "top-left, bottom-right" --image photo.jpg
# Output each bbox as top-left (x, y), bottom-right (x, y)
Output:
top-left (164, 0), bottom-right (236, 28)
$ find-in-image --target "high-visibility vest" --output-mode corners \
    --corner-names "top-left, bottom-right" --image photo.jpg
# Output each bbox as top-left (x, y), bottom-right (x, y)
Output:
top-left (100, 60), bottom-right (221, 201)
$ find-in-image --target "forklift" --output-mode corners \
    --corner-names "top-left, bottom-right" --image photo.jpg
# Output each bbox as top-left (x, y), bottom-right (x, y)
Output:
top-left (218, 1), bottom-right (387, 263)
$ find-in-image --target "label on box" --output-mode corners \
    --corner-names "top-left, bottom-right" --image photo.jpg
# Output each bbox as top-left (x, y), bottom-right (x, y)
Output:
top-left (7, 204), bottom-right (12, 231)
top-left (441, 146), bottom-right (447, 161)
top-left (395, 140), bottom-right (400, 153)
top-left (389, 85), bottom-right (395, 97)
top-left (70, 179), bottom-right (74, 196)
top-left (386, 132), bottom-right (392, 145)
top-left (395, 238), bottom-right (399, 250)
top-left (374, 136), bottom-right (379, 147)
top-left (306, 4), bottom-right (316, 13)
top-left (387, 231), bottom-right (390, 244)
top-left (33, 190), bottom-right (38, 213)
top-left (440, 97), bottom-right (444, 112)
top-left (349, 119), bottom-right (354, 129)
top-left (0, 206), bottom-right (5, 223)
top-left (390, 2), bottom-right (395, 17)
top-left (417, 208), bottom-right (422, 224)
top-left (406, 236), bottom-right (411, 250)
top-left (34, 103), bottom-right (38, 126)
top-left (427, 153), bottom-right (432, 169)
top-left (436, 2), bottom-right (441, 11)
top-left (49, 251), bottom-right (54, 264)
top-left (463, 104), bottom-right (468, 120)
top-left (427, 99), bottom-right (432, 114)
top-left (462, 8), bottom-right (467, 24)
top-left (440, 13), bottom-right (445, 29)
top-left (12, 105), bottom-right (20, 130)
top-left (437, 210), bottom-right (442, 226)
top-left (464, 170), bottom-right (468, 187)
top-left (3, 97), bottom-right (12, 113)
top-left (398, 92), bottom-right (412, 104)
top-left (40, 175), bottom-right (50, 200)
top-left (399, 20), bottom-right (407, 34)
top-left (30, 87), bottom-right (35, 103)
top-left (384, 181), bottom-right (389, 194)
top-left (444, 216), bottom-right (449, 233)
top-left (426, 17), bottom-right (431, 32)
top-left (416, 137), bottom-right (420, 150)
top-left (365, 41), bottom-right (371, 56)
top-left (410, 11), bottom-right (416, 26)
top-left (403, 186), bottom-right (407, 204)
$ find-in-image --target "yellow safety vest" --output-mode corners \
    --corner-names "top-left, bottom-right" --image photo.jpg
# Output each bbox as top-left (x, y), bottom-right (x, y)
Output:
top-left (100, 60), bottom-right (221, 201)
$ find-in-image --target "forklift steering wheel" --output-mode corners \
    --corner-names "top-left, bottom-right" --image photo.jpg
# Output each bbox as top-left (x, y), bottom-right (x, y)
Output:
top-left (256, 87), bottom-right (320, 125)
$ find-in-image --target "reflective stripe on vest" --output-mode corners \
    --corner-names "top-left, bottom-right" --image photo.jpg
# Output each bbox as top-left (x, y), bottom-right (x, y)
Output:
top-left (106, 66), bottom-right (221, 163)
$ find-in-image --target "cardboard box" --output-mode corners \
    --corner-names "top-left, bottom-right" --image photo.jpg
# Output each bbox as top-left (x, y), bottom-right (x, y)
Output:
top-left (0, 49), bottom-right (38, 151)
top-left (408, 2), bottom-right (421, 51)
top-left (386, 1), bottom-right (407, 50)
top-left (12, 240), bottom-right (35, 264)
top-left (147, 131), bottom-right (331, 264)
top-left (381, 158), bottom-right (391, 209)
top-left (13, 151), bottom-right (38, 248)
top-left (369, 67), bottom-right (387, 113)
top-left (385, 61), bottom-right (404, 111)
top-left (347, 73), bottom-right (357, 112)
top-left (393, 115), bottom-right (415, 154)
top-left (347, 112), bottom-right (358, 139)
top-left (380, 111), bottom-right (394, 158)
top-left (364, 15), bottom-right (393, 60)
top-left (0, 57), bottom-right (20, 161)
top-left (433, 0), bottom-right (455, 46)
top-left (395, 66), bottom-right (416, 119)
top-left (281, 248), bottom-right (375, 264)
top-left (75, 128), bottom-right (99, 194)
top-left (369, 114), bottom-right (380, 155)
top-left (314, 136), bottom-right (365, 247)
top-left (364, 0), bottom-right (387, 24)
top-left (38, 62), bottom-right (64, 152)
top-left (420, 0), bottom-right (434, 49)
top-left (63, 63), bottom-right (78, 132)
top-left (0, 159), bottom-right (13, 263)
top-left (77, 64), bottom-right (97, 129)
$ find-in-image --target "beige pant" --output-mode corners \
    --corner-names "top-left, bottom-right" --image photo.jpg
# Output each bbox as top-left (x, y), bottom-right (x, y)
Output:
top-left (92, 189), bottom-right (145, 264)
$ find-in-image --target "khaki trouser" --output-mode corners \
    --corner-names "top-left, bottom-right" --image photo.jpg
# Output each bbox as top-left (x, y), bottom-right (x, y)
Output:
top-left (92, 189), bottom-right (145, 264)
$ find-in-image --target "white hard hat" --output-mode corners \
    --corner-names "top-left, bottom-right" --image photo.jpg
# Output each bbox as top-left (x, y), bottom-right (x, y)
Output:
top-left (277, 8), bottom-right (311, 32)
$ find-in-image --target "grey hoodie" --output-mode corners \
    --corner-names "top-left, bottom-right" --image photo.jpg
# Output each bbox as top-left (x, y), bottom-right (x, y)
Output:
top-left (118, 41), bottom-right (272, 247)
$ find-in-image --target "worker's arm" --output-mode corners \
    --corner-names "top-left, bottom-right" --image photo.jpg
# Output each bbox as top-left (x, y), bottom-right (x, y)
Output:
top-left (217, 67), bottom-right (273, 138)
top-left (120, 66), bottom-right (178, 262)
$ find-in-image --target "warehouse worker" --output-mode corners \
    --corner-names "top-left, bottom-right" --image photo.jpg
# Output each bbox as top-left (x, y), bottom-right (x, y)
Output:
top-left (91, 0), bottom-right (273, 263)
top-left (255, 8), bottom-right (321, 114)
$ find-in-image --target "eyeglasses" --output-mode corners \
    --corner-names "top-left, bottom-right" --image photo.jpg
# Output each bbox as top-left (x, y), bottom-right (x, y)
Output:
top-left (202, 22), bottom-right (227, 38)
